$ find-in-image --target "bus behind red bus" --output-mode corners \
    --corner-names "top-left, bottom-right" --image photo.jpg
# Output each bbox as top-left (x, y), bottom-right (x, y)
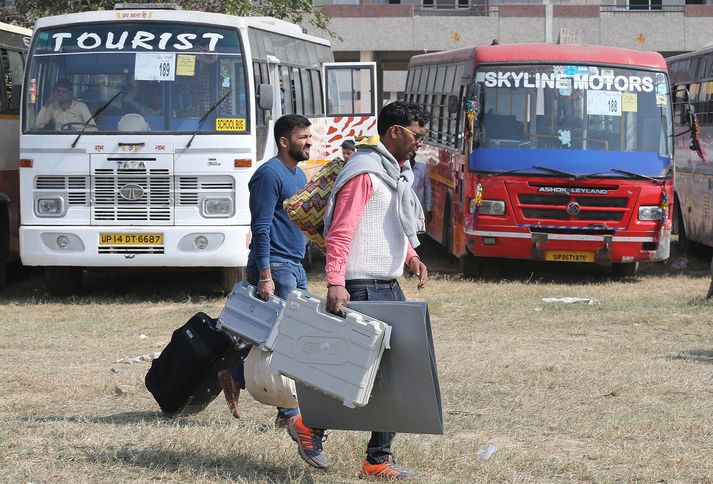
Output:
top-left (404, 43), bottom-right (673, 277)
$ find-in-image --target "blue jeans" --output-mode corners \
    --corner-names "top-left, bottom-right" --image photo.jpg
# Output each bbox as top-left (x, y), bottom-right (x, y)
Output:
top-left (230, 261), bottom-right (306, 419)
top-left (345, 278), bottom-right (405, 464)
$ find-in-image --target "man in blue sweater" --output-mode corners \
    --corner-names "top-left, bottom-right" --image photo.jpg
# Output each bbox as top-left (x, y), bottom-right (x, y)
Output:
top-left (218, 114), bottom-right (310, 426)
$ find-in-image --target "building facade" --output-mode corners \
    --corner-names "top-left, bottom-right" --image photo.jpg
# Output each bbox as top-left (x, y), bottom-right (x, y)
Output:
top-left (306, 0), bottom-right (713, 104)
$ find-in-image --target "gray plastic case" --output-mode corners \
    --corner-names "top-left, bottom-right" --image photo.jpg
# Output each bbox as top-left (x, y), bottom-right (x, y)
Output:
top-left (270, 289), bottom-right (391, 408)
top-left (217, 281), bottom-right (285, 350)
top-left (296, 301), bottom-right (443, 434)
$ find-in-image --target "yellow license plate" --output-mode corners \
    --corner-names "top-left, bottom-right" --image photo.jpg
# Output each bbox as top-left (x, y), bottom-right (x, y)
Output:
top-left (99, 233), bottom-right (163, 245)
top-left (546, 250), bottom-right (595, 263)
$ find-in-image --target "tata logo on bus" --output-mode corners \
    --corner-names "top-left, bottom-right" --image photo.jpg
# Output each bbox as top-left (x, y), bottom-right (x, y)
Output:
top-left (481, 71), bottom-right (654, 93)
top-left (49, 31), bottom-right (224, 52)
top-left (538, 187), bottom-right (609, 195)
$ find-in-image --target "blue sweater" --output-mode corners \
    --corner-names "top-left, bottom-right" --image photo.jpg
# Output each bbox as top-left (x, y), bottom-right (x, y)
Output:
top-left (247, 156), bottom-right (307, 271)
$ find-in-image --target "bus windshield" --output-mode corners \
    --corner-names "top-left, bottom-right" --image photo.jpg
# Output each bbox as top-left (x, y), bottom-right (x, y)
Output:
top-left (473, 65), bottom-right (672, 176)
top-left (24, 23), bottom-right (248, 134)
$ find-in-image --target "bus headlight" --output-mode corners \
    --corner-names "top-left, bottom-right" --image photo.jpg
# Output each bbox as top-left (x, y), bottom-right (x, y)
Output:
top-left (36, 197), bottom-right (65, 217)
top-left (201, 197), bottom-right (234, 218)
top-left (478, 200), bottom-right (506, 216)
top-left (638, 205), bottom-right (663, 221)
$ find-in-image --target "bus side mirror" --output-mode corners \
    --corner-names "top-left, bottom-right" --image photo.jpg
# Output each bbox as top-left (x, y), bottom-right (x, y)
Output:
top-left (685, 104), bottom-right (695, 126)
top-left (257, 84), bottom-right (273, 111)
top-left (447, 95), bottom-right (459, 114)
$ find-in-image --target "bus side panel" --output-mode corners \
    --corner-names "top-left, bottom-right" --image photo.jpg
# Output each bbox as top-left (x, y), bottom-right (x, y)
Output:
top-left (423, 147), bottom-right (450, 246)
top-left (451, 151), bottom-right (467, 258)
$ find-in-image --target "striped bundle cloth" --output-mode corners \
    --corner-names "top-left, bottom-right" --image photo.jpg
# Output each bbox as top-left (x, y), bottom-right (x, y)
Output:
top-left (284, 157), bottom-right (345, 254)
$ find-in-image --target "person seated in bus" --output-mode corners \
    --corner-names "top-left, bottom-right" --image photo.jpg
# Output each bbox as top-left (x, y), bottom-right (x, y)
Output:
top-left (35, 79), bottom-right (96, 131)
top-left (123, 81), bottom-right (162, 116)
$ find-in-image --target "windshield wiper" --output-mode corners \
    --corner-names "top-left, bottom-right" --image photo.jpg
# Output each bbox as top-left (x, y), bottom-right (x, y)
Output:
top-left (610, 168), bottom-right (662, 184)
top-left (71, 91), bottom-right (122, 148)
top-left (531, 165), bottom-right (578, 179)
top-left (483, 168), bottom-right (532, 177)
top-left (186, 90), bottom-right (233, 149)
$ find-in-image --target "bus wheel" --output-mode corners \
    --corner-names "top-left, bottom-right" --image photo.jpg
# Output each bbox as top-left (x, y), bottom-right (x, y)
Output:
top-left (673, 197), bottom-right (689, 253)
top-left (0, 204), bottom-right (7, 289)
top-left (302, 242), bottom-right (313, 273)
top-left (221, 266), bottom-right (246, 294)
top-left (443, 196), bottom-right (453, 258)
top-left (46, 267), bottom-right (83, 296)
top-left (462, 248), bottom-right (482, 279)
top-left (612, 262), bottom-right (639, 277)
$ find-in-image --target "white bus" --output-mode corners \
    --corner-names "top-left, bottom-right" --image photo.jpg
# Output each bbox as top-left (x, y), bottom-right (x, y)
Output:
top-left (0, 22), bottom-right (31, 289)
top-left (20, 5), bottom-right (377, 294)
top-left (668, 48), bottom-right (713, 251)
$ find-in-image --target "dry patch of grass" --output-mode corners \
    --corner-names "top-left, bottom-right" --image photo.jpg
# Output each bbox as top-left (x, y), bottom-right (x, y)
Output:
top-left (1, 258), bottom-right (713, 482)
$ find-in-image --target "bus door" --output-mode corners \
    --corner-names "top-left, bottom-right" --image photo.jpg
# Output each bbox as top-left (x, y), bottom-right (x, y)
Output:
top-left (322, 62), bottom-right (378, 159)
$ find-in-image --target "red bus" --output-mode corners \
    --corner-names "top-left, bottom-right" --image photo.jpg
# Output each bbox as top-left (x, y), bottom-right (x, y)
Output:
top-left (0, 22), bottom-right (31, 288)
top-left (404, 43), bottom-right (673, 277)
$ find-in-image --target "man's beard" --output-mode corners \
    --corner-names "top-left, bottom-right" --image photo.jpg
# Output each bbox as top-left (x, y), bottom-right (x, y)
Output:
top-left (288, 144), bottom-right (310, 162)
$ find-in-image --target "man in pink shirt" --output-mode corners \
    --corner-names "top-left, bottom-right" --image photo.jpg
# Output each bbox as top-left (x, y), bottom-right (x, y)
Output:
top-left (287, 101), bottom-right (430, 479)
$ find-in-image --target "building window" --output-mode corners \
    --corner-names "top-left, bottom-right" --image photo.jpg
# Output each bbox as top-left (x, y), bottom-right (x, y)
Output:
top-left (619, 0), bottom-right (663, 10)
top-left (422, 0), bottom-right (470, 9)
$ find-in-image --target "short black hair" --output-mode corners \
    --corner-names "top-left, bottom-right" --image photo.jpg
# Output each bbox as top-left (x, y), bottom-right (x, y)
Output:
top-left (377, 100), bottom-right (429, 136)
top-left (340, 139), bottom-right (356, 150)
top-left (54, 79), bottom-right (73, 91)
top-left (274, 114), bottom-right (311, 146)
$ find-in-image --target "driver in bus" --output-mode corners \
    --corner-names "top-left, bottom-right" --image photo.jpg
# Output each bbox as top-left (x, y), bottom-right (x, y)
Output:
top-left (35, 79), bottom-right (96, 131)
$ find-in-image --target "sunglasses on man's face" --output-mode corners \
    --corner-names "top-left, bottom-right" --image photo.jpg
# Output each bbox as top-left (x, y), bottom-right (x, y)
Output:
top-left (395, 124), bottom-right (425, 143)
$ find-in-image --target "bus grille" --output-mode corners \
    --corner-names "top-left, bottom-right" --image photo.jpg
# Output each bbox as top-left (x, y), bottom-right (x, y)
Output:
top-left (92, 168), bottom-right (172, 223)
top-left (177, 176), bottom-right (235, 205)
top-left (518, 194), bottom-right (628, 222)
top-left (34, 175), bottom-right (88, 205)
top-left (97, 245), bottom-right (165, 255)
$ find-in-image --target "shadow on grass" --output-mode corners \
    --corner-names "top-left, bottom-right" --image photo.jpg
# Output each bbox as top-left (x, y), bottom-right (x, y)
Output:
top-left (419, 234), bottom-right (713, 286)
top-left (17, 411), bottom-right (230, 427)
top-left (0, 267), bottom-right (228, 305)
top-left (670, 349), bottom-right (713, 365)
top-left (89, 446), bottom-right (316, 482)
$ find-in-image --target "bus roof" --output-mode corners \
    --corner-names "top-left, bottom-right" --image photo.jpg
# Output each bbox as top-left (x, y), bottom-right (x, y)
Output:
top-left (32, 9), bottom-right (330, 47)
top-left (409, 43), bottom-right (667, 71)
top-left (0, 21), bottom-right (32, 37)
top-left (666, 45), bottom-right (713, 65)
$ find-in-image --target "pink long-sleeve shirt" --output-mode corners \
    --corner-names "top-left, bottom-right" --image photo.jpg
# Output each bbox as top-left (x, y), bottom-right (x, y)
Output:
top-left (325, 173), bottom-right (418, 286)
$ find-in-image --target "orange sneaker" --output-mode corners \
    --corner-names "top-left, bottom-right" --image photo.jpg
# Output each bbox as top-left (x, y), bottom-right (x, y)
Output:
top-left (361, 456), bottom-right (415, 480)
top-left (287, 416), bottom-right (328, 469)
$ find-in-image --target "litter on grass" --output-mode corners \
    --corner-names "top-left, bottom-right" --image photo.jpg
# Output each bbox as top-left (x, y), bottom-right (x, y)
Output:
top-left (541, 297), bottom-right (597, 305)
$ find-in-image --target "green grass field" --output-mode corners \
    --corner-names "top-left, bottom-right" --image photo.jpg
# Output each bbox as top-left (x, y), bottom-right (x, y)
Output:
top-left (1, 248), bottom-right (712, 483)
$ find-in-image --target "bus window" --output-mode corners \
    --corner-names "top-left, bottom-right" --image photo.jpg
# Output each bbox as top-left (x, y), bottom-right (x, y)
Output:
top-left (2, 49), bottom-right (23, 112)
top-left (325, 65), bottom-right (374, 116)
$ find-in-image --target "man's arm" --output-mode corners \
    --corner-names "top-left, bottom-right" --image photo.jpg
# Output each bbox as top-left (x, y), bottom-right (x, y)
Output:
top-left (248, 167), bottom-right (281, 298)
top-left (35, 103), bottom-right (55, 129)
top-left (325, 173), bottom-right (373, 313)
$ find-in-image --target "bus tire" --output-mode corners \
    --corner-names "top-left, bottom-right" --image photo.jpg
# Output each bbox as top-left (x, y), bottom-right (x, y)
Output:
top-left (462, 248), bottom-right (482, 279)
top-left (302, 242), bottom-right (313, 273)
top-left (443, 195), bottom-right (453, 258)
top-left (612, 262), bottom-right (639, 277)
top-left (46, 267), bottom-right (83, 296)
top-left (0, 203), bottom-right (8, 289)
top-left (673, 195), bottom-right (689, 253)
top-left (221, 266), bottom-right (246, 294)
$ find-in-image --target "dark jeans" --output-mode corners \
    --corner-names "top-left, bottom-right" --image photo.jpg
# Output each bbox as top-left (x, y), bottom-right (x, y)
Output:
top-left (345, 278), bottom-right (405, 464)
top-left (230, 261), bottom-right (306, 419)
